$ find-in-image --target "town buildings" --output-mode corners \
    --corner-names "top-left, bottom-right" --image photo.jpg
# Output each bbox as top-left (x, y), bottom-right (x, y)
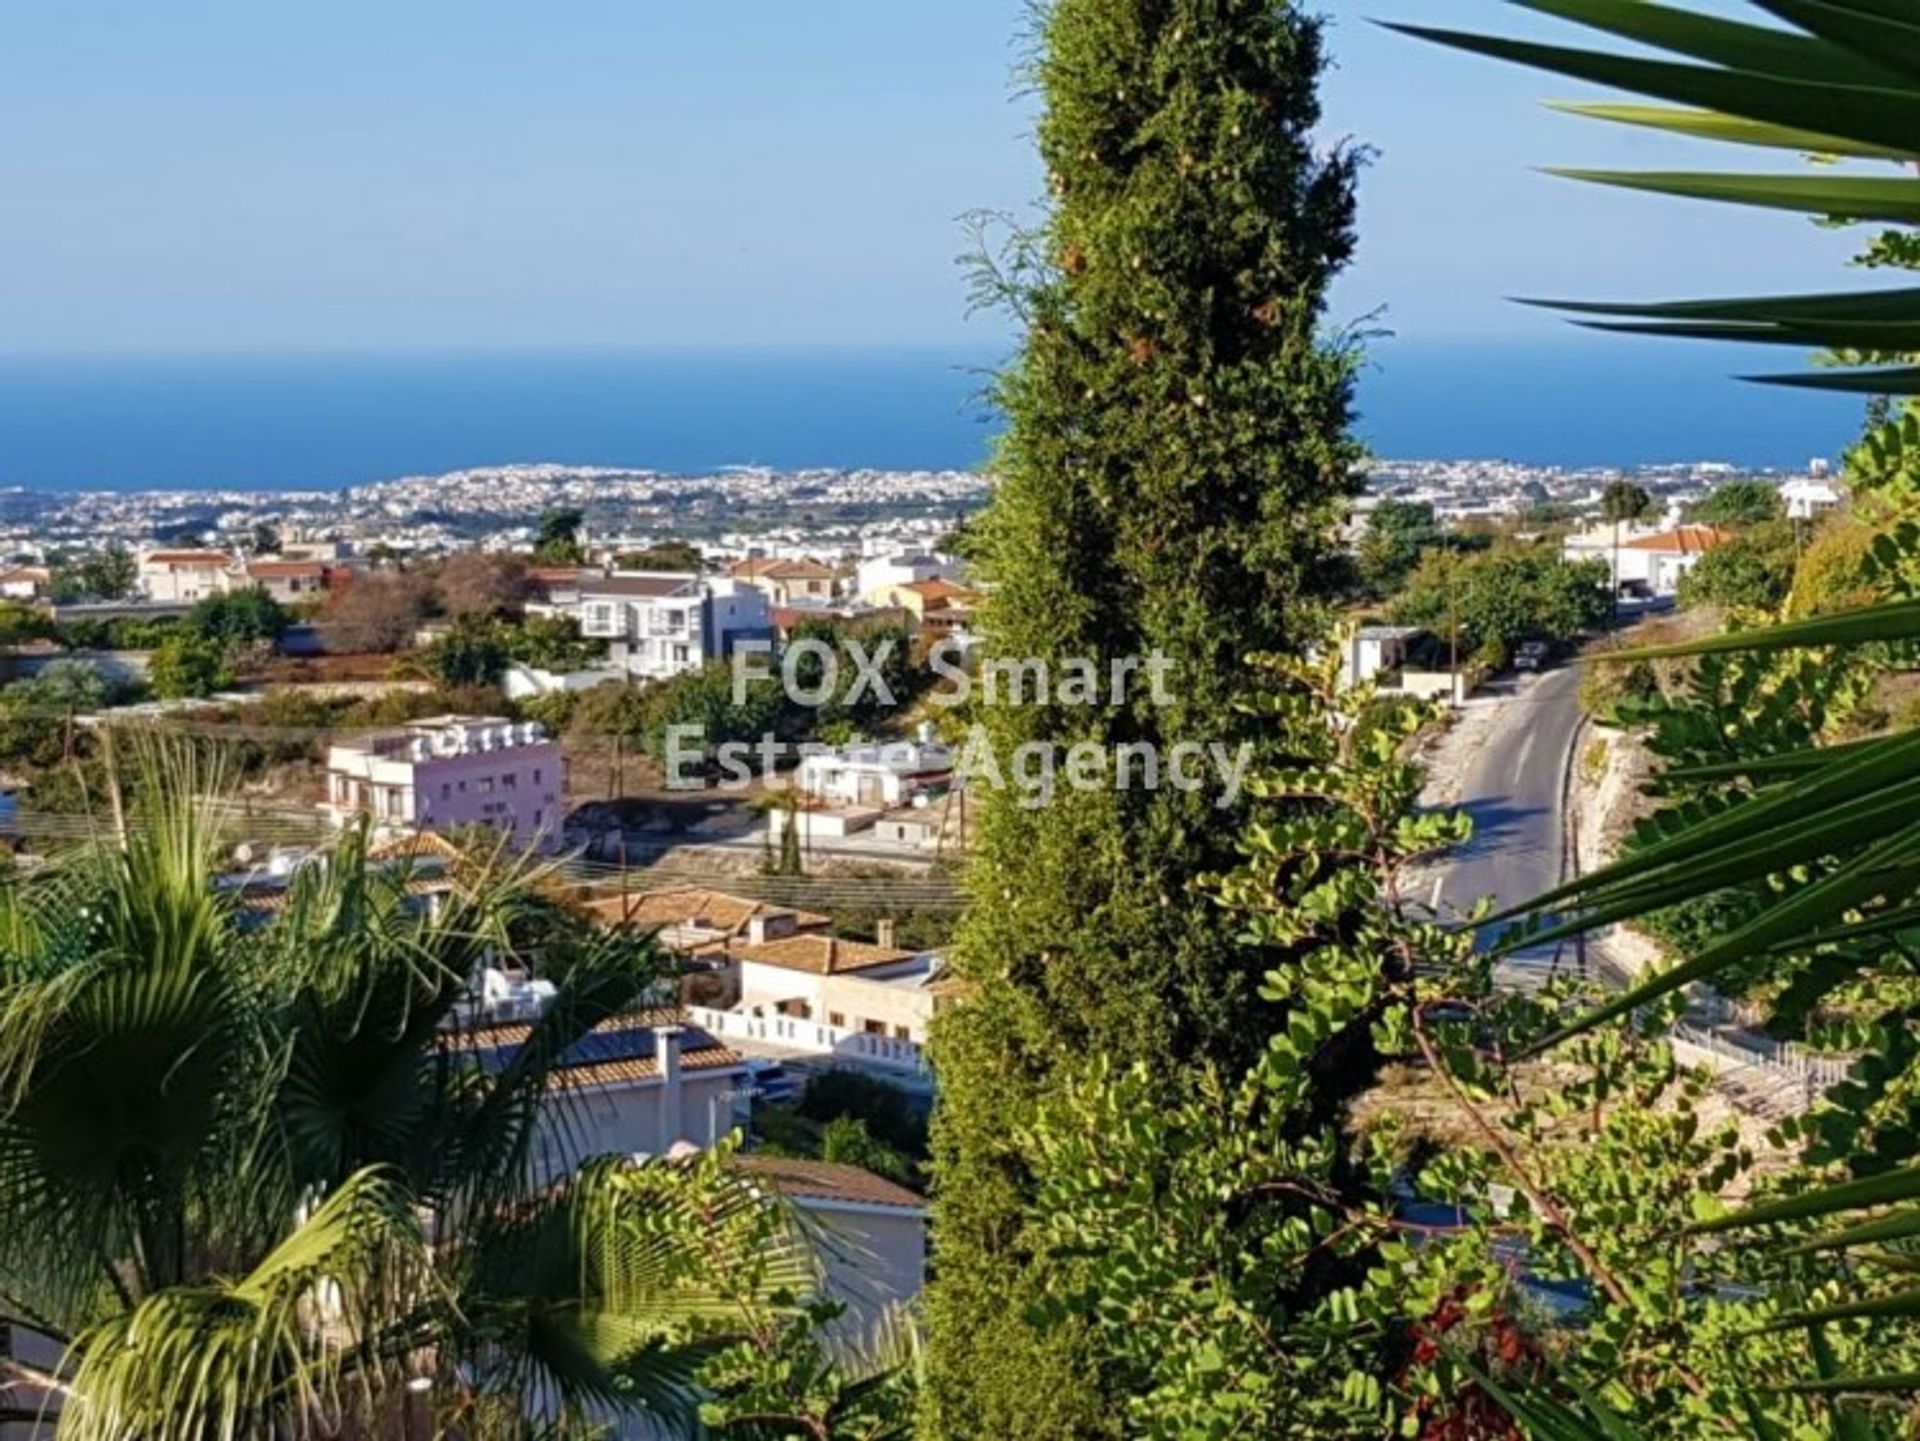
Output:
top-left (584, 884), bottom-right (941, 1081)
top-left (576, 571), bottom-right (773, 682)
top-left (136, 548), bottom-right (332, 605)
top-left (323, 715), bottom-right (565, 852)
top-left (728, 555), bottom-right (838, 606)
top-left (792, 739), bottom-right (955, 810)
top-left (137, 548), bottom-right (239, 603)
top-left (457, 1008), bottom-right (751, 1177)
top-left (1562, 522), bottom-right (1732, 596)
top-left (856, 553), bottom-right (959, 606)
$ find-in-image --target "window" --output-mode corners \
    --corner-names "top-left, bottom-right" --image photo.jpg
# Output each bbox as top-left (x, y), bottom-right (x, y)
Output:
top-left (476, 777), bottom-right (494, 795)
top-left (502, 773), bottom-right (517, 790)
top-left (863, 1019), bottom-right (886, 1036)
top-left (894, 1025), bottom-right (912, 1041)
top-left (828, 1012), bottom-right (846, 1029)
top-left (533, 768), bottom-right (542, 785)
top-left (440, 782), bottom-right (451, 801)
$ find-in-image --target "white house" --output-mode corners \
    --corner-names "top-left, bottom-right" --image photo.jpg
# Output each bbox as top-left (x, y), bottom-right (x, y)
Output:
top-left (680, 930), bottom-right (940, 1080)
top-left (137, 548), bottom-right (236, 602)
top-left (0, 565), bottom-right (51, 601)
top-left (240, 558), bottom-right (328, 603)
top-left (577, 572), bottom-right (773, 682)
top-left (729, 555), bottom-right (838, 606)
top-left (733, 1155), bottom-right (927, 1328)
top-left (855, 553), bottom-right (956, 606)
top-left (1563, 522), bottom-right (1731, 596)
top-left (1781, 477), bottom-right (1844, 522)
top-left (792, 740), bottom-right (954, 810)
top-left (456, 1008), bottom-right (752, 1180)
top-left (1339, 625), bottom-right (1425, 688)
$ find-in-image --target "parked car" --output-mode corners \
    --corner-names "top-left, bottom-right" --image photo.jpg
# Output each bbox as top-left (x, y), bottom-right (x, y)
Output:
top-left (1514, 640), bottom-right (1555, 672)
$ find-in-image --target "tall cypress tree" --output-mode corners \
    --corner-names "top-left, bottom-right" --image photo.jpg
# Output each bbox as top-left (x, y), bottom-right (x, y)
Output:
top-left (925, 2), bottom-right (1362, 1434)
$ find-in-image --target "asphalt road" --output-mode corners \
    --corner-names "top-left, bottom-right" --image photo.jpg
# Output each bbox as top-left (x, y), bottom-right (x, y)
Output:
top-left (1438, 665), bottom-right (1586, 982)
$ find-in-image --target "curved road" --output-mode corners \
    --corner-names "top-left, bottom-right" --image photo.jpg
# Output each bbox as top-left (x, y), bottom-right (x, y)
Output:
top-left (1437, 665), bottom-right (1587, 984)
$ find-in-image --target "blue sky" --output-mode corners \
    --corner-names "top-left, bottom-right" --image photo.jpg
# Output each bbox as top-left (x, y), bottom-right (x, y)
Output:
top-left (0, 0), bottom-right (1871, 356)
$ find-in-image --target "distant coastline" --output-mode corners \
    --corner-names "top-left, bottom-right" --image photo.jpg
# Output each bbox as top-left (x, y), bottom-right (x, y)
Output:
top-left (0, 339), bottom-right (1867, 492)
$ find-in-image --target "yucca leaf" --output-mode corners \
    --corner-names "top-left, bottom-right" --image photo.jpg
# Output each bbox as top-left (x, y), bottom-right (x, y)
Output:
top-left (1548, 101), bottom-right (1916, 159)
top-left (1760, 1287), bottom-right (1920, 1331)
top-left (1749, 365), bottom-right (1920, 392)
top-left (1578, 319), bottom-right (1920, 349)
top-left (1594, 600), bottom-right (1920, 659)
top-left (1663, 733), bottom-right (1889, 781)
top-left (1531, 822), bottom-right (1920, 1048)
top-left (1489, 776), bottom-right (1920, 955)
top-left (1747, 0), bottom-right (1920, 85)
top-left (1782, 1206), bottom-right (1920, 1255)
top-left (1501, 0), bottom-right (1901, 85)
top-left (1493, 728), bottom-right (1920, 920)
top-left (1529, 286), bottom-right (1920, 323)
top-left (1806, 1327), bottom-right (1886, 1441)
top-left (1690, 1160), bottom-right (1920, 1233)
top-left (1782, 1372), bottom-right (1920, 1395)
top-left (1549, 171), bottom-right (1920, 224)
top-left (1385, 24), bottom-right (1920, 155)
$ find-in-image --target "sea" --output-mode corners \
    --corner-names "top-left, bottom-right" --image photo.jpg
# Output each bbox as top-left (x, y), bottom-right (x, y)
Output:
top-left (0, 340), bottom-right (1870, 493)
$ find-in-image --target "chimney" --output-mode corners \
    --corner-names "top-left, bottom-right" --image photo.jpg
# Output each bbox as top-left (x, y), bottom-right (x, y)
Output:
top-left (747, 910), bottom-right (798, 946)
top-left (876, 918), bottom-right (897, 950)
top-left (654, 1025), bottom-right (684, 1143)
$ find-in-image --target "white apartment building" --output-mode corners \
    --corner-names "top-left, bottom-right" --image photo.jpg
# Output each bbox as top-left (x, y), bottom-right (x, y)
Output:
top-left (855, 553), bottom-right (957, 606)
top-left (577, 572), bottom-right (773, 682)
top-left (324, 715), bottom-right (565, 852)
top-left (138, 549), bottom-right (236, 602)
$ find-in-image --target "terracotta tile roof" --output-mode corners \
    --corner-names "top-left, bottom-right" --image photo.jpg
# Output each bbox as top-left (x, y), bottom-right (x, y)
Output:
top-left (731, 557), bottom-right (835, 581)
top-left (369, 832), bottom-right (466, 863)
top-left (456, 1005), bottom-right (687, 1050)
top-left (734, 1155), bottom-right (926, 1211)
top-left (143, 549), bottom-right (233, 567)
top-left (450, 1007), bottom-right (745, 1090)
top-left (245, 560), bottom-right (325, 579)
top-left (1622, 525), bottom-right (1733, 556)
top-left (899, 578), bottom-right (975, 602)
top-left (584, 886), bottom-right (830, 940)
top-left (549, 1045), bottom-right (747, 1091)
top-left (732, 933), bottom-right (918, 976)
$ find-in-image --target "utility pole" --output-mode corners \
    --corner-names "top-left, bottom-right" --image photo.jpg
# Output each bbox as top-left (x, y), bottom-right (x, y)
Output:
top-left (1447, 558), bottom-right (1460, 708)
top-left (1610, 515), bottom-right (1622, 630)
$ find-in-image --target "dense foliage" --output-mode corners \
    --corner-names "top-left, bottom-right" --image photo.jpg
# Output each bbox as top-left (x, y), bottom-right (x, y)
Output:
top-left (1676, 519), bottom-right (1799, 613)
top-left (1390, 543), bottom-right (1611, 667)
top-left (925, 1), bottom-right (1366, 1429)
top-left (1692, 479), bottom-right (1785, 528)
top-left (0, 740), bottom-right (827, 1441)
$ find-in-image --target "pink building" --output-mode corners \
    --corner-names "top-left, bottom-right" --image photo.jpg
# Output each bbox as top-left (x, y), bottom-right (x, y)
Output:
top-left (324, 715), bottom-right (566, 853)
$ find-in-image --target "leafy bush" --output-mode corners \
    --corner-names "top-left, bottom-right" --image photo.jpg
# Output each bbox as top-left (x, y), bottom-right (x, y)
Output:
top-left (185, 587), bottom-right (290, 647)
top-left (1677, 520), bottom-right (1797, 613)
top-left (1391, 543), bottom-right (1610, 659)
top-left (149, 634), bottom-right (234, 700)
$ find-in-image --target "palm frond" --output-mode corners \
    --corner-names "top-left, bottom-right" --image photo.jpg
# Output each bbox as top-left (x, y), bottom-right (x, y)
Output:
top-left (60, 1168), bottom-right (433, 1441)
